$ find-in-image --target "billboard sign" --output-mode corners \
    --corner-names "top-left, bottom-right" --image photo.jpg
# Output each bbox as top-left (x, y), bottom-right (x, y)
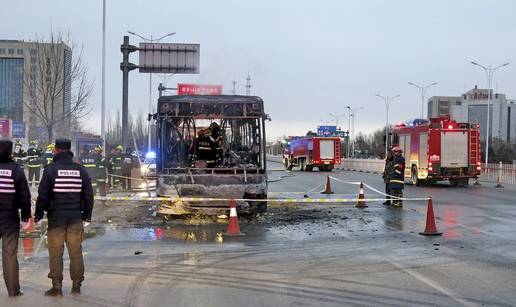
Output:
top-left (317, 125), bottom-right (337, 137)
top-left (138, 43), bottom-right (200, 74)
top-left (0, 119), bottom-right (12, 139)
top-left (177, 83), bottom-right (223, 96)
top-left (12, 122), bottom-right (25, 139)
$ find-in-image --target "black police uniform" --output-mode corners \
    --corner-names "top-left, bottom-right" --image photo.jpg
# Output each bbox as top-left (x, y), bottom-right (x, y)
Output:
top-left (387, 154), bottom-right (405, 207)
top-left (0, 140), bottom-right (31, 297)
top-left (27, 146), bottom-right (43, 187)
top-left (35, 140), bottom-right (94, 296)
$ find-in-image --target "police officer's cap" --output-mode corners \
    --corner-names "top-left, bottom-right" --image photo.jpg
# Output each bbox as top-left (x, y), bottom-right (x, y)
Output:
top-left (55, 139), bottom-right (72, 150)
top-left (0, 140), bottom-right (13, 156)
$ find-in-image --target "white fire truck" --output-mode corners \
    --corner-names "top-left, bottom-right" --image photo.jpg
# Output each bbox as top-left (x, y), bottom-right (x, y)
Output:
top-left (391, 116), bottom-right (481, 186)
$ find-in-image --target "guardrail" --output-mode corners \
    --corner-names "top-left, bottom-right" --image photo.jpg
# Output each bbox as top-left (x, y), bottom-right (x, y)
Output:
top-left (340, 159), bottom-right (516, 185)
top-left (340, 159), bottom-right (385, 174)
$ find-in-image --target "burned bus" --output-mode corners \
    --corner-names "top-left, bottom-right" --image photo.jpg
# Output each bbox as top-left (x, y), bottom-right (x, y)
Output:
top-left (155, 95), bottom-right (268, 215)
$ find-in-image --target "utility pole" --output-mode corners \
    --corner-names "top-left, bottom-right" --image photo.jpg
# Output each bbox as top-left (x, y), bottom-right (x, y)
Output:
top-left (120, 36), bottom-right (137, 148)
top-left (345, 106), bottom-right (351, 158)
top-left (101, 0), bottom-right (106, 152)
top-left (376, 94), bottom-right (400, 157)
top-left (232, 81), bottom-right (236, 95)
top-left (408, 81), bottom-right (437, 119)
top-left (245, 74), bottom-right (252, 95)
top-left (470, 61), bottom-right (510, 165)
top-left (350, 106), bottom-right (364, 158)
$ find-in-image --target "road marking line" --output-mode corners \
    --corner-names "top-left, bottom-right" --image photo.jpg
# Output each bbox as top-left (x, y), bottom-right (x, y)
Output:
top-left (386, 257), bottom-right (477, 307)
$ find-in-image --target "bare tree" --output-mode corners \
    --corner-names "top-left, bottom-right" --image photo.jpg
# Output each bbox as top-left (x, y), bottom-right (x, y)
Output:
top-left (24, 31), bottom-right (93, 142)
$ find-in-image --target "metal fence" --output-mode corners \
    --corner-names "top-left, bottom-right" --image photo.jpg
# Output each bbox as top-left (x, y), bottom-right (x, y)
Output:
top-left (340, 159), bottom-right (516, 185)
top-left (481, 162), bottom-right (516, 185)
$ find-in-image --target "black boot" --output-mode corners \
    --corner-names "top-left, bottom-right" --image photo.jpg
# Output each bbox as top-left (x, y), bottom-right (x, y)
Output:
top-left (45, 280), bottom-right (63, 297)
top-left (8, 290), bottom-right (23, 297)
top-left (71, 281), bottom-right (81, 295)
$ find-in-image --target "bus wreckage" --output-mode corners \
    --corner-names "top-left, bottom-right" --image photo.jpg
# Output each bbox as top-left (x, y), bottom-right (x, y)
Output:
top-left (154, 95), bottom-right (269, 215)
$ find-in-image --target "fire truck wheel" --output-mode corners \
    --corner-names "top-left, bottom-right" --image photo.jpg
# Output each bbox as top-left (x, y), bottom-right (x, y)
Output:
top-left (411, 166), bottom-right (420, 186)
top-left (299, 158), bottom-right (306, 171)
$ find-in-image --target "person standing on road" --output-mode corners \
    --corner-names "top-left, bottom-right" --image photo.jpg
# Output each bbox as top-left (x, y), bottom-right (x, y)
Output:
top-left (34, 139), bottom-right (94, 297)
top-left (387, 147), bottom-right (405, 207)
top-left (0, 140), bottom-right (31, 297)
top-left (26, 140), bottom-right (43, 187)
top-left (94, 145), bottom-right (108, 196)
top-left (110, 145), bottom-right (124, 188)
top-left (12, 140), bottom-right (26, 169)
top-left (121, 148), bottom-right (134, 190)
top-left (79, 148), bottom-right (98, 193)
top-left (42, 143), bottom-right (55, 168)
top-left (382, 150), bottom-right (394, 206)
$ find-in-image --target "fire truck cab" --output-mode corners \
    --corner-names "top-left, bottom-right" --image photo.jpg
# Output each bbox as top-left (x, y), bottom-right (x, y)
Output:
top-left (391, 116), bottom-right (481, 186)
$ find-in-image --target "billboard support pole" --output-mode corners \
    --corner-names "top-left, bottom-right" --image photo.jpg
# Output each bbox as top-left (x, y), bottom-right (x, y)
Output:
top-left (120, 36), bottom-right (137, 148)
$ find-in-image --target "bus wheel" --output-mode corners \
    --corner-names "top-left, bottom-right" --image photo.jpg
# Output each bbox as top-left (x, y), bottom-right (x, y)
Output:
top-left (411, 166), bottom-right (420, 186)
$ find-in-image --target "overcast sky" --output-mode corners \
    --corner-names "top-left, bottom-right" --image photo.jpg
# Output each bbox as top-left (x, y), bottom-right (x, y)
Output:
top-left (2, 0), bottom-right (516, 140)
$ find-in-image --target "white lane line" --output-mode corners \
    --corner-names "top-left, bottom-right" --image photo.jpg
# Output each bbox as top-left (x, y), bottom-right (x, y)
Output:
top-left (386, 257), bottom-right (478, 307)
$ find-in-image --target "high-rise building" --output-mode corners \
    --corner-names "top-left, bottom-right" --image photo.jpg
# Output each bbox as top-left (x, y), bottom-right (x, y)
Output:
top-left (0, 40), bottom-right (72, 139)
top-left (428, 86), bottom-right (516, 143)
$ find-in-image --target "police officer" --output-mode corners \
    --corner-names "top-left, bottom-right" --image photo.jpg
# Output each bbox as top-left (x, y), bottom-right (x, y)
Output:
top-left (382, 150), bottom-right (394, 206)
top-left (12, 140), bottom-right (26, 169)
top-left (26, 140), bottom-right (43, 187)
top-left (110, 145), bottom-right (124, 188)
top-left (42, 143), bottom-right (55, 167)
top-left (93, 146), bottom-right (108, 196)
top-left (0, 140), bottom-right (31, 297)
top-left (34, 139), bottom-right (94, 296)
top-left (387, 146), bottom-right (405, 207)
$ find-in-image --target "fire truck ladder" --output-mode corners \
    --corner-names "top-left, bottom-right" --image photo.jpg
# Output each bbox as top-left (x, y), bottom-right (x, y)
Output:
top-left (335, 139), bottom-right (341, 163)
top-left (469, 130), bottom-right (478, 165)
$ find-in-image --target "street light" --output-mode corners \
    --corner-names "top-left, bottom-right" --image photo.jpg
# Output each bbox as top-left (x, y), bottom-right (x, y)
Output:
top-left (101, 0), bottom-right (106, 153)
top-left (127, 31), bottom-right (176, 152)
top-left (376, 94), bottom-right (400, 157)
top-left (345, 106), bottom-right (352, 158)
top-left (470, 61), bottom-right (510, 166)
top-left (408, 81), bottom-right (437, 119)
top-left (350, 106), bottom-right (364, 158)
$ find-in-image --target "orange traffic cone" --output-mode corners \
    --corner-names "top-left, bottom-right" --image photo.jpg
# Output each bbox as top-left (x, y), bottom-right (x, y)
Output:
top-left (355, 182), bottom-right (367, 208)
top-left (321, 176), bottom-right (333, 194)
top-left (419, 197), bottom-right (442, 236)
top-left (225, 200), bottom-right (244, 236)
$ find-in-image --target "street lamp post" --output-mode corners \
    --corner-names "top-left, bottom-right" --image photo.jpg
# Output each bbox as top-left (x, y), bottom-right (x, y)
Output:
top-left (408, 81), bottom-right (437, 119)
top-left (101, 0), bottom-right (106, 153)
top-left (470, 61), bottom-right (510, 166)
top-left (376, 94), bottom-right (400, 157)
top-left (127, 31), bottom-right (176, 152)
top-left (350, 106), bottom-right (364, 158)
top-left (345, 106), bottom-right (352, 158)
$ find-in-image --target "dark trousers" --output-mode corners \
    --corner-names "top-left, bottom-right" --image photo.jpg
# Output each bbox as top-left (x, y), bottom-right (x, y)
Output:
top-left (121, 170), bottom-right (131, 190)
top-left (28, 167), bottom-right (41, 186)
top-left (47, 218), bottom-right (85, 283)
top-left (0, 229), bottom-right (20, 295)
top-left (96, 179), bottom-right (107, 196)
top-left (384, 183), bottom-right (391, 205)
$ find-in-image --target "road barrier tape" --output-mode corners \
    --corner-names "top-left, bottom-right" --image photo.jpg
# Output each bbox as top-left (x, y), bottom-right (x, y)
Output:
top-left (328, 176), bottom-right (404, 200)
top-left (94, 195), bottom-right (430, 203)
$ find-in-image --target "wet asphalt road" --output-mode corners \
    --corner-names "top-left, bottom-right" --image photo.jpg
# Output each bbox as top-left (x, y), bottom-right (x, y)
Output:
top-left (2, 160), bottom-right (516, 306)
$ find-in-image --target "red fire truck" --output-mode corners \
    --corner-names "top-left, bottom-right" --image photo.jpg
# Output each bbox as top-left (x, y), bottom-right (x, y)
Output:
top-left (283, 137), bottom-right (341, 171)
top-left (391, 116), bottom-right (481, 186)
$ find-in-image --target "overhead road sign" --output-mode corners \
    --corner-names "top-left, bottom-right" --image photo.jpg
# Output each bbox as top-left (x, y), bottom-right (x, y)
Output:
top-left (138, 42), bottom-right (200, 74)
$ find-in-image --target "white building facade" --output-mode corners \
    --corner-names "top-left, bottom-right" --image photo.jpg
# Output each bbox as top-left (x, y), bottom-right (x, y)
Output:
top-left (428, 86), bottom-right (516, 143)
